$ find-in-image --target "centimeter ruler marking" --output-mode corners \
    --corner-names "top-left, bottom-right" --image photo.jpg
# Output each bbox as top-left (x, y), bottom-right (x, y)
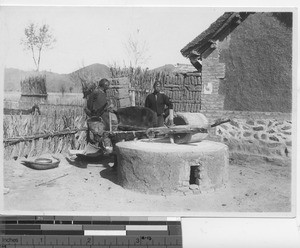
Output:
top-left (0, 216), bottom-right (182, 247)
top-left (1, 235), bottom-right (182, 246)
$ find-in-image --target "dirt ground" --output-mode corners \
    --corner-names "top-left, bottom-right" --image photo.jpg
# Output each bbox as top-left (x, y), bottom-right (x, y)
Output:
top-left (3, 153), bottom-right (291, 214)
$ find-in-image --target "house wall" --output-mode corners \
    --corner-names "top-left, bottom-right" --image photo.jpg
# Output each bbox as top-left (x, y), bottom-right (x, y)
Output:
top-left (198, 13), bottom-right (293, 161)
top-left (201, 12), bottom-right (292, 113)
top-left (219, 12), bottom-right (293, 112)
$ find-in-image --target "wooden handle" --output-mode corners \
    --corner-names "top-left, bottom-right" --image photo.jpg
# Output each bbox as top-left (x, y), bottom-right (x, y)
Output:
top-left (210, 118), bottom-right (230, 128)
top-left (146, 125), bottom-right (208, 138)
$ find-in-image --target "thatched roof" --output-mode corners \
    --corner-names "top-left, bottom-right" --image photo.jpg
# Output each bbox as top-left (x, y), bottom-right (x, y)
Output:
top-left (180, 12), bottom-right (253, 58)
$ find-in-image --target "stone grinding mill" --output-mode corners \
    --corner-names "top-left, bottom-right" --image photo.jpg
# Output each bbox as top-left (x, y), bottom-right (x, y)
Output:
top-left (107, 107), bottom-right (230, 195)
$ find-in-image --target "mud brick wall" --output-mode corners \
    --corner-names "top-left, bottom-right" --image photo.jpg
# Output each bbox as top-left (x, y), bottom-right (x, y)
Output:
top-left (201, 110), bottom-right (292, 159)
top-left (201, 49), bottom-right (225, 110)
top-left (107, 77), bottom-right (131, 108)
top-left (163, 74), bottom-right (202, 112)
top-left (132, 73), bottom-right (203, 112)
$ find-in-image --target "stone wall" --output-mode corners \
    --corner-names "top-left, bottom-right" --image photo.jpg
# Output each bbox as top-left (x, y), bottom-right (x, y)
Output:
top-left (201, 110), bottom-right (292, 159)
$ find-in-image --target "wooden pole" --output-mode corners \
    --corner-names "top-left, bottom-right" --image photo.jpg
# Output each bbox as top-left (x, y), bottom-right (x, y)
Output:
top-left (131, 90), bottom-right (136, 106)
top-left (169, 109), bottom-right (174, 126)
top-left (4, 128), bottom-right (87, 147)
top-left (109, 112), bottom-right (112, 132)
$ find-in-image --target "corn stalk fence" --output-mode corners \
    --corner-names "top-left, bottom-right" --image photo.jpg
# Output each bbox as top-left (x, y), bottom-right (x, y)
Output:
top-left (3, 108), bottom-right (87, 160)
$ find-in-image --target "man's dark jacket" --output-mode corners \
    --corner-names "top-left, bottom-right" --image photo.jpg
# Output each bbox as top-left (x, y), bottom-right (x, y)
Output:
top-left (145, 92), bottom-right (173, 116)
top-left (86, 89), bottom-right (108, 117)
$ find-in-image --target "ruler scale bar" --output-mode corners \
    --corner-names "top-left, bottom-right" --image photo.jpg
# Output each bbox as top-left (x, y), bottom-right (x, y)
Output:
top-left (41, 224), bottom-right (83, 230)
top-left (84, 230), bottom-right (127, 236)
top-left (126, 225), bottom-right (168, 231)
top-left (0, 216), bottom-right (182, 247)
top-left (1, 235), bottom-right (182, 245)
top-left (0, 225), bottom-right (41, 230)
top-left (83, 225), bottom-right (126, 230)
top-left (127, 231), bottom-right (169, 236)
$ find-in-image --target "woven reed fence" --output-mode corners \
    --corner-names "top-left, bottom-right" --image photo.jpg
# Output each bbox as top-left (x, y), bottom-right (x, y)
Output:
top-left (3, 110), bottom-right (87, 160)
top-left (38, 104), bottom-right (85, 119)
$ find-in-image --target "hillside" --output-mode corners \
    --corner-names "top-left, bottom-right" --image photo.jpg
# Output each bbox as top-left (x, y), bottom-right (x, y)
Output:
top-left (4, 63), bottom-right (112, 93)
top-left (150, 64), bottom-right (195, 74)
top-left (4, 63), bottom-right (193, 93)
top-left (4, 68), bottom-right (34, 92)
top-left (150, 64), bottom-right (176, 73)
top-left (70, 63), bottom-right (112, 81)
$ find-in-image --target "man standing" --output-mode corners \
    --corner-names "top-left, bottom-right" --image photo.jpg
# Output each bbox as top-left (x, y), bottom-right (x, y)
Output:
top-left (145, 81), bottom-right (173, 127)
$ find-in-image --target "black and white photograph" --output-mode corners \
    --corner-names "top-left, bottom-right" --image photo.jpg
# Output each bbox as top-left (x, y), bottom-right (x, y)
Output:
top-left (1, 4), bottom-right (296, 216)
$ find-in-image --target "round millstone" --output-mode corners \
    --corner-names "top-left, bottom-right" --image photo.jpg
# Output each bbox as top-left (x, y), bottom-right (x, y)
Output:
top-left (115, 140), bottom-right (229, 194)
top-left (172, 112), bottom-right (209, 144)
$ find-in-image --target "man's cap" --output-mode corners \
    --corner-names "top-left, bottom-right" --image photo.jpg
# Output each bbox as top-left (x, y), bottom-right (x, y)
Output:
top-left (98, 78), bottom-right (110, 87)
top-left (153, 81), bottom-right (161, 87)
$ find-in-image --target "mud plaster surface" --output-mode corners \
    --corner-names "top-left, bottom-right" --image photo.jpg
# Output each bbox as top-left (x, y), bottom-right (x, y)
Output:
top-left (3, 153), bottom-right (291, 213)
top-left (116, 140), bottom-right (228, 194)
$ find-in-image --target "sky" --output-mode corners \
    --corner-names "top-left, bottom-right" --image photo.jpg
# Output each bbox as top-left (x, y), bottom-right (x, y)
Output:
top-left (0, 6), bottom-right (225, 74)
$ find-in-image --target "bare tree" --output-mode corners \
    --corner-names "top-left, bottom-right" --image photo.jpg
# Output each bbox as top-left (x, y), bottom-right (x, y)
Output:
top-left (21, 22), bottom-right (56, 71)
top-left (124, 29), bottom-right (151, 68)
top-left (60, 84), bottom-right (66, 96)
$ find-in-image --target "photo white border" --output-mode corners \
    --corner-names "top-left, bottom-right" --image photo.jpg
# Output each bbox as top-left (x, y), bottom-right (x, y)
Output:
top-left (1, 0), bottom-right (299, 247)
top-left (0, 0), bottom-right (299, 221)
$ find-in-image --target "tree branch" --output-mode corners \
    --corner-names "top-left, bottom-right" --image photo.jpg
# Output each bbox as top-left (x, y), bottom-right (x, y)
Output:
top-left (21, 22), bottom-right (55, 72)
